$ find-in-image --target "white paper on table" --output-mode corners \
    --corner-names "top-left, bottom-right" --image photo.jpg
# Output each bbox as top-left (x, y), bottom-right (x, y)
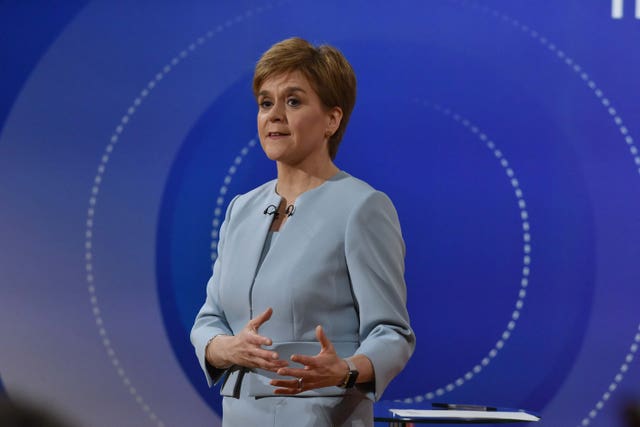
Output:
top-left (389, 409), bottom-right (540, 422)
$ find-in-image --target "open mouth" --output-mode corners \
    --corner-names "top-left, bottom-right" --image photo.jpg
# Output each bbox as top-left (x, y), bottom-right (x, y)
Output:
top-left (268, 132), bottom-right (290, 137)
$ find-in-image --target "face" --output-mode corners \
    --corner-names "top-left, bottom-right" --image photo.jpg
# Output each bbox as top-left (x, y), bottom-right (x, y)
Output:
top-left (257, 71), bottom-right (341, 167)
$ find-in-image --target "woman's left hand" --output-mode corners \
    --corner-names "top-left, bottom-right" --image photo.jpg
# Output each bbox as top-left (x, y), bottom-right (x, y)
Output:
top-left (270, 325), bottom-right (348, 394)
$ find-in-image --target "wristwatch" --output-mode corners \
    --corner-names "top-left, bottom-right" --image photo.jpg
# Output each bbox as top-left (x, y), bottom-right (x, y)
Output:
top-left (338, 358), bottom-right (359, 389)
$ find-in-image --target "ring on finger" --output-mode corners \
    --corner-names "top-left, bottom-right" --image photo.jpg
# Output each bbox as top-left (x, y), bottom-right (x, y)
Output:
top-left (297, 377), bottom-right (303, 390)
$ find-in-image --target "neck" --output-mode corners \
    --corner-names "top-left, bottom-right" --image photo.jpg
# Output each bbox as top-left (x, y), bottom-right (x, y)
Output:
top-left (275, 161), bottom-right (339, 203)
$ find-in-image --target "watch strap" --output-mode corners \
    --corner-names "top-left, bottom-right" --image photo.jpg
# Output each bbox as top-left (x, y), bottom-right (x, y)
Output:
top-left (339, 358), bottom-right (359, 389)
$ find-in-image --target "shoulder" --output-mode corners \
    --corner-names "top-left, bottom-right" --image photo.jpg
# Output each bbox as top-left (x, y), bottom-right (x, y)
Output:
top-left (339, 175), bottom-right (405, 257)
top-left (336, 172), bottom-right (397, 215)
top-left (322, 171), bottom-right (384, 206)
top-left (331, 171), bottom-right (375, 196)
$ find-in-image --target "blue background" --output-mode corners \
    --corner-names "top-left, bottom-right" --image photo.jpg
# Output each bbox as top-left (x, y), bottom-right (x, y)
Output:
top-left (1, 1), bottom-right (639, 426)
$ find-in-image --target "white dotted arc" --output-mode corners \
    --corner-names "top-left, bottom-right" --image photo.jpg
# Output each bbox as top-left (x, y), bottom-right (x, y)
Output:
top-left (579, 326), bottom-right (640, 427)
top-left (82, 3), bottom-right (285, 426)
top-left (209, 139), bottom-right (259, 267)
top-left (398, 102), bottom-right (532, 404)
top-left (451, 1), bottom-right (640, 424)
top-left (454, 0), bottom-right (640, 174)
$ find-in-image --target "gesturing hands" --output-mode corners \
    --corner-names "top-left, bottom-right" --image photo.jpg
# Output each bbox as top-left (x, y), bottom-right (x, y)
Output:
top-left (205, 307), bottom-right (288, 371)
top-left (270, 325), bottom-right (349, 394)
top-left (205, 310), bottom-right (363, 394)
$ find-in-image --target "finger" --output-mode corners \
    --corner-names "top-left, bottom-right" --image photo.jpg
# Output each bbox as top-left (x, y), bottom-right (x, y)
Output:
top-left (270, 379), bottom-right (300, 389)
top-left (272, 379), bottom-right (322, 394)
top-left (245, 352), bottom-right (288, 370)
top-left (272, 378), bottom-right (312, 395)
top-left (289, 354), bottom-right (318, 368)
top-left (276, 367), bottom-right (309, 378)
top-left (244, 331), bottom-right (272, 347)
top-left (315, 325), bottom-right (334, 352)
top-left (252, 358), bottom-right (289, 371)
top-left (273, 387), bottom-right (302, 395)
top-left (250, 307), bottom-right (273, 331)
top-left (248, 347), bottom-right (282, 362)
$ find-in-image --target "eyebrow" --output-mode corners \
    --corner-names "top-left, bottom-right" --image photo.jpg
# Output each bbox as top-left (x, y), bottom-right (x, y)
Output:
top-left (258, 86), bottom-right (307, 97)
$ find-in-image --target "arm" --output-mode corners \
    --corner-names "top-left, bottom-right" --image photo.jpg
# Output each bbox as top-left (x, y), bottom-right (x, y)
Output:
top-left (190, 196), bottom-right (239, 386)
top-left (345, 190), bottom-right (416, 400)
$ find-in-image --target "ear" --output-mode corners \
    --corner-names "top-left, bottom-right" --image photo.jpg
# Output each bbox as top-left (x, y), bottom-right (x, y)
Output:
top-left (325, 106), bottom-right (343, 137)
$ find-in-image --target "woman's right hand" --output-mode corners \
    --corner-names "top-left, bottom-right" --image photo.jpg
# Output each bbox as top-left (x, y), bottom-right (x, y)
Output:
top-left (205, 307), bottom-right (288, 371)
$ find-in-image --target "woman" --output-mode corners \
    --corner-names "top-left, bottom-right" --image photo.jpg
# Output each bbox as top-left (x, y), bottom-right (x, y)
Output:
top-left (191, 37), bottom-right (415, 426)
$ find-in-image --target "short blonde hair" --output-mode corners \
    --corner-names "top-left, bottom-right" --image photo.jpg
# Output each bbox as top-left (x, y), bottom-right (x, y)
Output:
top-left (253, 37), bottom-right (357, 160)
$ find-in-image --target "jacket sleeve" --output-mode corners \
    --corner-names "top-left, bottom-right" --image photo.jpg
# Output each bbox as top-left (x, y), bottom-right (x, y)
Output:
top-left (345, 190), bottom-right (416, 401)
top-left (190, 195), bottom-right (239, 387)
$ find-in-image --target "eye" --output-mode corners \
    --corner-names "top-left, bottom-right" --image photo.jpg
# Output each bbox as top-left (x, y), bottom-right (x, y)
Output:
top-left (259, 100), bottom-right (273, 109)
top-left (287, 97), bottom-right (300, 107)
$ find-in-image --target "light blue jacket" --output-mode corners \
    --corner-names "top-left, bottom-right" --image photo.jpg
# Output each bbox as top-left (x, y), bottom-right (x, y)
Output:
top-left (191, 171), bottom-right (415, 402)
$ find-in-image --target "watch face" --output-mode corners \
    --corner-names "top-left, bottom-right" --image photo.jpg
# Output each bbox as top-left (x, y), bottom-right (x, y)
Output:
top-left (346, 370), bottom-right (359, 388)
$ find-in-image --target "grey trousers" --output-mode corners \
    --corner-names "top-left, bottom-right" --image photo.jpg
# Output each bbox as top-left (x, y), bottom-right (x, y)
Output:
top-left (221, 392), bottom-right (373, 427)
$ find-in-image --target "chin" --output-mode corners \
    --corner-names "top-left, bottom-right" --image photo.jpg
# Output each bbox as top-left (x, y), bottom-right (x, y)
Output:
top-left (261, 143), bottom-right (289, 161)
top-left (262, 149), bottom-right (285, 162)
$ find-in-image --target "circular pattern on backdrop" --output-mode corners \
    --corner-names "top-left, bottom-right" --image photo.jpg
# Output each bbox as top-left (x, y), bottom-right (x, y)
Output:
top-left (578, 327), bottom-right (640, 427)
top-left (399, 101), bottom-right (533, 403)
top-left (456, 2), bottom-right (639, 425)
top-left (75, 1), bottom-right (639, 426)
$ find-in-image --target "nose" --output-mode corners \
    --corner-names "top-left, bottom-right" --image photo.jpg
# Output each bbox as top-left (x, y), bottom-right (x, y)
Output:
top-left (267, 100), bottom-right (285, 122)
